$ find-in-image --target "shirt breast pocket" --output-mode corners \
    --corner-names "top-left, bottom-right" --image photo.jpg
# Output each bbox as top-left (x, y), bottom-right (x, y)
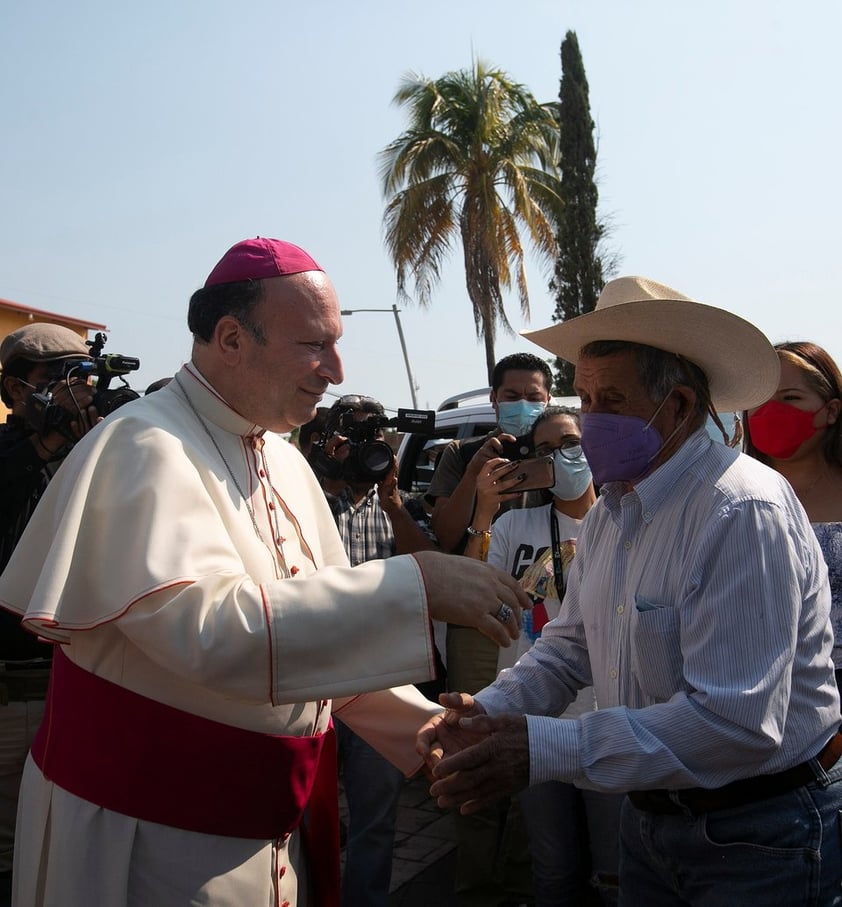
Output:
top-left (630, 597), bottom-right (688, 701)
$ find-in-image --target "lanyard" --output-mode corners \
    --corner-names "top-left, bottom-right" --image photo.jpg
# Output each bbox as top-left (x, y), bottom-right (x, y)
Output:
top-left (549, 505), bottom-right (564, 599)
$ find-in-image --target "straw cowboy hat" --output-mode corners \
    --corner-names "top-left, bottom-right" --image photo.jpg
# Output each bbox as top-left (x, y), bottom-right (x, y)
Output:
top-left (522, 276), bottom-right (780, 412)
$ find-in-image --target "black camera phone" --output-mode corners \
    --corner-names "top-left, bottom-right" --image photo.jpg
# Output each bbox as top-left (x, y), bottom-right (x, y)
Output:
top-left (498, 434), bottom-right (533, 461)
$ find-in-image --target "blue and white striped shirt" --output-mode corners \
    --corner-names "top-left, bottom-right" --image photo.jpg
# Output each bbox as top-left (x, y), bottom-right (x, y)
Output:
top-left (477, 428), bottom-right (841, 792)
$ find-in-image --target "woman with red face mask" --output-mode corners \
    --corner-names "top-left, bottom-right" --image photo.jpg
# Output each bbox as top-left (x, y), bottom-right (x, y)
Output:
top-left (745, 341), bottom-right (842, 685)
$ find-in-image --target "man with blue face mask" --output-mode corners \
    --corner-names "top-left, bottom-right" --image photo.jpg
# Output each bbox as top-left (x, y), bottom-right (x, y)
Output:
top-left (428, 352), bottom-right (552, 555)
top-left (419, 276), bottom-right (842, 906)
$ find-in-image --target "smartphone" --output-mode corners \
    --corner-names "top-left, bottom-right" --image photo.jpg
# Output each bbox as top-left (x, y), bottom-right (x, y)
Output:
top-left (497, 455), bottom-right (554, 493)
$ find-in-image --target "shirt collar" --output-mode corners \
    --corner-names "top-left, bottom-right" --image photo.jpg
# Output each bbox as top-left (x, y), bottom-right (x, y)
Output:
top-left (340, 485), bottom-right (378, 509)
top-left (178, 362), bottom-right (266, 438)
top-left (600, 428), bottom-right (712, 522)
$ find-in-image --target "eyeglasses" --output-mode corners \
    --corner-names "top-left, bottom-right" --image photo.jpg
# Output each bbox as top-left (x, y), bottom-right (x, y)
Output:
top-left (535, 441), bottom-right (583, 461)
top-left (45, 359), bottom-right (92, 383)
top-left (17, 359), bottom-right (91, 393)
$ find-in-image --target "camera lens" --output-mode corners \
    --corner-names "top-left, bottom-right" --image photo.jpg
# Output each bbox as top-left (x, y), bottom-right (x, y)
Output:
top-left (95, 387), bottom-right (141, 416)
top-left (358, 441), bottom-right (395, 480)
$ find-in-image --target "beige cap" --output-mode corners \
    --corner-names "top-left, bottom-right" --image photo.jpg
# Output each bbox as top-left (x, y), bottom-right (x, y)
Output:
top-left (0, 323), bottom-right (91, 370)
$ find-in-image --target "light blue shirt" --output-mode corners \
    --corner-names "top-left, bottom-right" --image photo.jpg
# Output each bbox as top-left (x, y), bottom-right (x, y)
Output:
top-left (477, 429), bottom-right (841, 792)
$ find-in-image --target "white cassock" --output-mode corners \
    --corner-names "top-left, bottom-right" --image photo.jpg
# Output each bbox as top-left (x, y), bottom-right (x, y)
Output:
top-left (0, 363), bottom-right (442, 907)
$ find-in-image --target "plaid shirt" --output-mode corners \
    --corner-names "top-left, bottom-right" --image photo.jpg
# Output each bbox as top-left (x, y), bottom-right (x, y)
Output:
top-left (327, 487), bottom-right (396, 566)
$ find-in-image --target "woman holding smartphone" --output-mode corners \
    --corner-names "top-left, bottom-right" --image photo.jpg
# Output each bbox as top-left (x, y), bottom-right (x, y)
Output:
top-left (465, 405), bottom-right (622, 907)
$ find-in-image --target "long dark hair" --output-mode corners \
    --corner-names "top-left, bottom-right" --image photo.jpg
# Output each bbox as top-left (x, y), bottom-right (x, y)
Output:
top-left (743, 341), bottom-right (842, 468)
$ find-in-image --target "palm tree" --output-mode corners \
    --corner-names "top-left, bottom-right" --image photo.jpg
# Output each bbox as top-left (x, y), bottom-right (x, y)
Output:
top-left (379, 60), bottom-right (565, 381)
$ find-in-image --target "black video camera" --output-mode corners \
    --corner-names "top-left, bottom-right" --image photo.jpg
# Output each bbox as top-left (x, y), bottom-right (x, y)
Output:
top-left (27, 332), bottom-right (141, 440)
top-left (310, 406), bottom-right (435, 484)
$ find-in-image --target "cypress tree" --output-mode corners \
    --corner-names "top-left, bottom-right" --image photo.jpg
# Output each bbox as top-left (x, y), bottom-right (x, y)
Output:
top-left (552, 31), bottom-right (605, 394)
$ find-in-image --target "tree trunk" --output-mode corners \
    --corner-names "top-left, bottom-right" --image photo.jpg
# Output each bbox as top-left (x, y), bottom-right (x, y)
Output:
top-left (483, 328), bottom-right (496, 386)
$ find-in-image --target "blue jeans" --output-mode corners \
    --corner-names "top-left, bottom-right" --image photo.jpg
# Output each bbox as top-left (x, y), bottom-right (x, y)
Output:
top-left (336, 718), bottom-right (404, 907)
top-left (619, 758), bottom-right (842, 906)
top-left (519, 781), bottom-right (623, 906)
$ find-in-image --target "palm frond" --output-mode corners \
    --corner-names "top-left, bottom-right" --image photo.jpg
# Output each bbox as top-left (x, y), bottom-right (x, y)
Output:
top-left (382, 174), bottom-right (457, 307)
top-left (380, 59), bottom-right (564, 371)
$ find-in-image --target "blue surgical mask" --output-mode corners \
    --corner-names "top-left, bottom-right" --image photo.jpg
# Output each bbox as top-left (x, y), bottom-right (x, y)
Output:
top-left (550, 448), bottom-right (593, 501)
top-left (497, 400), bottom-right (546, 437)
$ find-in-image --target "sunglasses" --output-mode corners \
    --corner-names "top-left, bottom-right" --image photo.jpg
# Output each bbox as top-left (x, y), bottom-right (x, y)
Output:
top-left (337, 395), bottom-right (381, 407)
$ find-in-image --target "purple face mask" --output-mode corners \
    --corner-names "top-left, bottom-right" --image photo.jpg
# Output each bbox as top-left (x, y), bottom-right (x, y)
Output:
top-left (579, 393), bottom-right (674, 484)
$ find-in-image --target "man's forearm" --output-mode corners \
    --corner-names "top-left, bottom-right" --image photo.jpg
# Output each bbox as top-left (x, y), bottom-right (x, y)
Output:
top-left (382, 501), bottom-right (437, 555)
top-left (430, 476), bottom-right (479, 552)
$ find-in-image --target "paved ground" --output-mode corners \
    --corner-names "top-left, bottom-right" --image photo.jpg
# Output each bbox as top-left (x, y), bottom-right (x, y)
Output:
top-left (390, 849), bottom-right (458, 906)
top-left (387, 775), bottom-right (458, 905)
top-left (339, 773), bottom-right (459, 906)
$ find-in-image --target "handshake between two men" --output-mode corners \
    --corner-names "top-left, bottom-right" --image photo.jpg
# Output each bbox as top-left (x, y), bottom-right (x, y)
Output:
top-left (416, 692), bottom-right (530, 815)
top-left (409, 550), bottom-right (532, 815)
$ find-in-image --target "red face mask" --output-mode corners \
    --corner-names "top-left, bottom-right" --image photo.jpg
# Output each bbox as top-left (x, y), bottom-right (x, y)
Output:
top-left (748, 399), bottom-right (822, 459)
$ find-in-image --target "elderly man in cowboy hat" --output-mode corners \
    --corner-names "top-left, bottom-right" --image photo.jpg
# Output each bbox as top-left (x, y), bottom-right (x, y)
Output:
top-left (419, 276), bottom-right (842, 904)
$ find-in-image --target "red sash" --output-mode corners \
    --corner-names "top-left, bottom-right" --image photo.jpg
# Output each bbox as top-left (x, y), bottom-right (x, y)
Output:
top-left (32, 647), bottom-right (339, 904)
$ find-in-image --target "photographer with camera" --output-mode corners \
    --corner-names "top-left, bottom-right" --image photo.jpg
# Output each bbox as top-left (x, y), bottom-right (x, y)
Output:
top-left (314, 394), bottom-right (436, 907)
top-left (319, 395), bottom-right (437, 561)
top-left (0, 323), bottom-right (101, 888)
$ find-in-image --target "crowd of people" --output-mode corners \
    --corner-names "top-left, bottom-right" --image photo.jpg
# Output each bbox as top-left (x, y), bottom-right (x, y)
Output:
top-left (0, 238), bottom-right (840, 907)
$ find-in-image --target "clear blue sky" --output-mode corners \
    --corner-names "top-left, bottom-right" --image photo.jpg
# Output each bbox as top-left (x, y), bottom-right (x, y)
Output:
top-left (2, 0), bottom-right (840, 413)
